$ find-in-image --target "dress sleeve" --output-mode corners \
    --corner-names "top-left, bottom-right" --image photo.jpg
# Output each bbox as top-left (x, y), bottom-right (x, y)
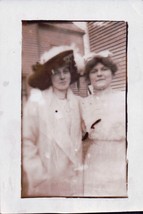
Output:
top-left (22, 93), bottom-right (47, 192)
top-left (79, 96), bottom-right (95, 133)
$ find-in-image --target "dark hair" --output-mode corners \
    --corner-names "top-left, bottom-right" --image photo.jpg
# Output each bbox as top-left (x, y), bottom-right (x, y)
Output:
top-left (28, 51), bottom-right (79, 90)
top-left (28, 62), bottom-right (52, 90)
top-left (85, 56), bottom-right (118, 80)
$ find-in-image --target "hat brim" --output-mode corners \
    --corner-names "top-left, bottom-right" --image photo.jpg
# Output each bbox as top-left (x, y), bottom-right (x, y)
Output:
top-left (44, 50), bottom-right (73, 69)
top-left (28, 49), bottom-right (79, 90)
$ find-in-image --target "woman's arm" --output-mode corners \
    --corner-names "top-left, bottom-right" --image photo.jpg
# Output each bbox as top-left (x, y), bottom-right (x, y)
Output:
top-left (22, 93), bottom-right (47, 193)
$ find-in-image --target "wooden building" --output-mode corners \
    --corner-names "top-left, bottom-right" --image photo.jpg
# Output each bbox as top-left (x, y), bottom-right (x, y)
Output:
top-left (87, 21), bottom-right (127, 92)
top-left (22, 21), bottom-right (127, 104)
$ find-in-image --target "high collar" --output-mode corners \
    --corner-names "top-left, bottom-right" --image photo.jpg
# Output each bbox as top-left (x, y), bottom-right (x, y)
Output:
top-left (43, 86), bottom-right (72, 102)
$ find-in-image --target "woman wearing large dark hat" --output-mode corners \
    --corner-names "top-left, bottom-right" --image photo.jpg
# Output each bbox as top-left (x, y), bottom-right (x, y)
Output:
top-left (22, 45), bottom-right (85, 197)
top-left (80, 50), bottom-right (127, 197)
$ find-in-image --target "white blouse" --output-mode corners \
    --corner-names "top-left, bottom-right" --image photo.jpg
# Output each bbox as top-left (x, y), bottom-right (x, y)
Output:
top-left (80, 90), bottom-right (126, 141)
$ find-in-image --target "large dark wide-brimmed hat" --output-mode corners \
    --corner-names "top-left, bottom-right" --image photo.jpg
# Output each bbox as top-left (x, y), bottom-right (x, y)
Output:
top-left (28, 45), bottom-right (85, 90)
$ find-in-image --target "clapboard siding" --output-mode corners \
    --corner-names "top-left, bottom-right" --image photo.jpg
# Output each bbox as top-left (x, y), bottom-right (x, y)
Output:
top-left (90, 34), bottom-right (126, 48)
top-left (88, 21), bottom-right (124, 34)
top-left (88, 25), bottom-right (126, 40)
top-left (87, 21), bottom-right (127, 91)
top-left (90, 40), bottom-right (126, 52)
top-left (89, 27), bottom-right (126, 44)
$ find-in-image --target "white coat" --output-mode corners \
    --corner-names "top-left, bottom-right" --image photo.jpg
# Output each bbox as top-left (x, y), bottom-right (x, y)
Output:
top-left (22, 87), bottom-right (83, 197)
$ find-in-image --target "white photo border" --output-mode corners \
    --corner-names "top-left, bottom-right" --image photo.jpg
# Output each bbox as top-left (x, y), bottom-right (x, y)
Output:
top-left (0, 0), bottom-right (143, 213)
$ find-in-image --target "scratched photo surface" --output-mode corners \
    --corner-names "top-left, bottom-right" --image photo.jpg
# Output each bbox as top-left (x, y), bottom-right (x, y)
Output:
top-left (21, 21), bottom-right (127, 198)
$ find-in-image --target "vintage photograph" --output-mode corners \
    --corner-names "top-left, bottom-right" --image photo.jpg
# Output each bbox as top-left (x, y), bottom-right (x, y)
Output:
top-left (21, 21), bottom-right (127, 198)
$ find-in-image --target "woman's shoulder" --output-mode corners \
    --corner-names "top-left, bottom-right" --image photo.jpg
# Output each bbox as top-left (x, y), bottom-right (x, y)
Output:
top-left (70, 94), bottom-right (93, 110)
top-left (80, 94), bottom-right (93, 105)
top-left (26, 88), bottom-right (48, 108)
top-left (28, 89), bottom-right (43, 101)
top-left (79, 95), bottom-right (94, 113)
top-left (112, 90), bottom-right (125, 96)
top-left (111, 90), bottom-right (126, 102)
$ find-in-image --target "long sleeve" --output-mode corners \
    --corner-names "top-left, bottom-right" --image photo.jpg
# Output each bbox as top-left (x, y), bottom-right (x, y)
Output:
top-left (22, 97), bottom-right (47, 191)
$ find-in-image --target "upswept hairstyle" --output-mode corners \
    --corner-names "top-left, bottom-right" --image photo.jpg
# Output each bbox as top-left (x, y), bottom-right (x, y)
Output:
top-left (85, 55), bottom-right (118, 80)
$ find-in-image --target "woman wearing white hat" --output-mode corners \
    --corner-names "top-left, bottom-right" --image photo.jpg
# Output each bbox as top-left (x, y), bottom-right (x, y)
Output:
top-left (81, 50), bottom-right (127, 197)
top-left (22, 45), bottom-right (85, 197)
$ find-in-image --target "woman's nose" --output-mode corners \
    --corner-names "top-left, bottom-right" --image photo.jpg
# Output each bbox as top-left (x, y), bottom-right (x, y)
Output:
top-left (59, 71), bottom-right (65, 79)
top-left (97, 69), bottom-right (102, 76)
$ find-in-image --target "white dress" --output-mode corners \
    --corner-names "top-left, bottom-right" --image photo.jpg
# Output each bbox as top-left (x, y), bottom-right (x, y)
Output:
top-left (81, 89), bottom-right (127, 197)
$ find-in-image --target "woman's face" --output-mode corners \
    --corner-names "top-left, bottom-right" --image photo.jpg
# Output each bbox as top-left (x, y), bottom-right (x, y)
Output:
top-left (51, 65), bottom-right (71, 91)
top-left (89, 62), bottom-right (113, 90)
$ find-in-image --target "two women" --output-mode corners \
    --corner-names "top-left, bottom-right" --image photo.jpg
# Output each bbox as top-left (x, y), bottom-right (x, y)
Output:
top-left (22, 47), bottom-right (127, 197)
top-left (22, 46), bottom-right (84, 197)
top-left (81, 51), bottom-right (127, 196)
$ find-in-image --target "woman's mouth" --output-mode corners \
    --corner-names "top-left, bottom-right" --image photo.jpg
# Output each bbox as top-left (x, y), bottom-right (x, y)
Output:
top-left (96, 78), bottom-right (105, 82)
top-left (59, 81), bottom-right (67, 84)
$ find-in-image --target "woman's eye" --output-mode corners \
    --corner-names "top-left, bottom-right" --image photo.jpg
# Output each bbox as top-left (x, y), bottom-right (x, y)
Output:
top-left (101, 67), bottom-right (108, 71)
top-left (90, 69), bottom-right (97, 73)
top-left (52, 68), bottom-right (70, 76)
top-left (63, 68), bottom-right (70, 74)
top-left (53, 70), bottom-right (60, 75)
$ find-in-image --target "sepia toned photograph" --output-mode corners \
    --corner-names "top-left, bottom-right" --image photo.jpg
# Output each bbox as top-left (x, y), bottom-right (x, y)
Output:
top-left (21, 21), bottom-right (128, 198)
top-left (1, 0), bottom-right (143, 213)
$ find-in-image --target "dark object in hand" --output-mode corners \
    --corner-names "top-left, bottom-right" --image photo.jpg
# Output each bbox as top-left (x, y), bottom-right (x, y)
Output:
top-left (91, 119), bottom-right (101, 129)
top-left (82, 119), bottom-right (101, 141)
top-left (82, 132), bottom-right (89, 141)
